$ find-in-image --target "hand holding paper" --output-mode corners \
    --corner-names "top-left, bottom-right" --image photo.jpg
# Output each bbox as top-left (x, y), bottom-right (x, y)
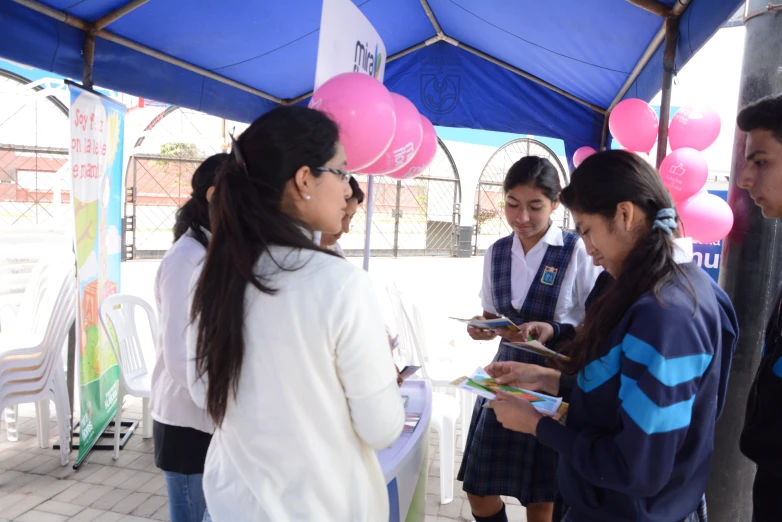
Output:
top-left (517, 321), bottom-right (555, 344)
top-left (451, 316), bottom-right (518, 341)
top-left (451, 367), bottom-right (562, 416)
top-left (492, 390), bottom-right (544, 435)
top-left (484, 361), bottom-right (561, 395)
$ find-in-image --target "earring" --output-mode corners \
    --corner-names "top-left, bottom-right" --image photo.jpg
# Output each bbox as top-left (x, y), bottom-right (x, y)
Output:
top-left (305, 195), bottom-right (311, 201)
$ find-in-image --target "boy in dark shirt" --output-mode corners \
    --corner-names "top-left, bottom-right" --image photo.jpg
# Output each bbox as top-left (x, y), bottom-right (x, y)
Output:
top-left (736, 93), bottom-right (782, 522)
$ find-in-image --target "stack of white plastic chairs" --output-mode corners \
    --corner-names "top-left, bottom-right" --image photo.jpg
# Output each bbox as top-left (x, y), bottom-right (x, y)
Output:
top-left (0, 225), bottom-right (75, 464)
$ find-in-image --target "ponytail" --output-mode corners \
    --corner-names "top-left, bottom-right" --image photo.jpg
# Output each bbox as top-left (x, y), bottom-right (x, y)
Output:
top-left (191, 107), bottom-right (341, 426)
top-left (558, 150), bottom-right (693, 374)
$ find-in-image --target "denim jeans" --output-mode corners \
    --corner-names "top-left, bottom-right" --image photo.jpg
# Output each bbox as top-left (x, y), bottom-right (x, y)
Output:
top-left (163, 471), bottom-right (206, 522)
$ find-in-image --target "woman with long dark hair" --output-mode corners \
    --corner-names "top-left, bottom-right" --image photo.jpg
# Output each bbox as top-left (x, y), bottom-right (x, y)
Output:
top-left (151, 152), bottom-right (228, 522)
top-left (186, 106), bottom-right (404, 521)
top-left (488, 150), bottom-right (738, 522)
top-left (459, 157), bottom-right (601, 522)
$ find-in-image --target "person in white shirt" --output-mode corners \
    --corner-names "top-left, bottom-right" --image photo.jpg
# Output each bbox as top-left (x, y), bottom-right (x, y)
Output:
top-left (458, 157), bottom-right (601, 522)
top-left (151, 152), bottom-right (228, 522)
top-left (321, 175), bottom-right (364, 257)
top-left (187, 106), bottom-right (404, 522)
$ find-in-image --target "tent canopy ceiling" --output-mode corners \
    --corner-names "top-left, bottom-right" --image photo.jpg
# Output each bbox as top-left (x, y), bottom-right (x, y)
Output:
top-left (0, 0), bottom-right (742, 150)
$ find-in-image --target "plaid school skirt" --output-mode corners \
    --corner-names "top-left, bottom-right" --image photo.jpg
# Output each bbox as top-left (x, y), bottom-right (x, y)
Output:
top-left (457, 344), bottom-right (559, 505)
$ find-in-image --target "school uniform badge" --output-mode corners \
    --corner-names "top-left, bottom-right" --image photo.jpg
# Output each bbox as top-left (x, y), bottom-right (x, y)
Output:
top-left (541, 266), bottom-right (558, 286)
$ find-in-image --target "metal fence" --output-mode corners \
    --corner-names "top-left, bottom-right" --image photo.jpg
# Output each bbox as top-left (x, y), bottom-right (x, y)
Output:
top-left (123, 139), bottom-right (462, 259)
top-left (342, 139), bottom-right (461, 257)
top-left (0, 69), bottom-right (73, 229)
top-left (473, 138), bottom-right (570, 254)
top-left (0, 144), bottom-right (72, 227)
top-left (123, 155), bottom-right (201, 259)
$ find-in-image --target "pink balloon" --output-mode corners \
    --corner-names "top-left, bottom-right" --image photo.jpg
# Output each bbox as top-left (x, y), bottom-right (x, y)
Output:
top-left (362, 93), bottom-right (423, 175)
top-left (678, 192), bottom-right (734, 244)
top-left (669, 106), bottom-right (721, 152)
top-left (309, 72), bottom-right (396, 172)
top-left (387, 115), bottom-right (438, 180)
top-left (573, 146), bottom-right (596, 168)
top-left (609, 98), bottom-right (659, 153)
top-left (659, 148), bottom-right (709, 202)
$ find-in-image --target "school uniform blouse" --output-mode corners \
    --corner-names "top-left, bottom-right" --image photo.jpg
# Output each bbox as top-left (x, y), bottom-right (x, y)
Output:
top-left (186, 245), bottom-right (404, 522)
top-left (479, 225), bottom-right (601, 326)
top-left (151, 228), bottom-right (214, 435)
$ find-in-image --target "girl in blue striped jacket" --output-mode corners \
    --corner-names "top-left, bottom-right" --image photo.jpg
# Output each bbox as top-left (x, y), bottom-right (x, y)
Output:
top-left (489, 150), bottom-right (738, 522)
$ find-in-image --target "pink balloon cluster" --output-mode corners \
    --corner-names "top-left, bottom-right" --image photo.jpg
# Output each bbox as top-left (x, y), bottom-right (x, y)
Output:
top-left (608, 99), bottom-right (733, 243)
top-left (662, 106), bottom-right (732, 244)
top-left (308, 72), bottom-right (437, 179)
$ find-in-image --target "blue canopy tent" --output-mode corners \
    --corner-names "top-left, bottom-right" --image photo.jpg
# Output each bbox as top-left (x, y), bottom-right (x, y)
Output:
top-left (0, 0), bottom-right (742, 166)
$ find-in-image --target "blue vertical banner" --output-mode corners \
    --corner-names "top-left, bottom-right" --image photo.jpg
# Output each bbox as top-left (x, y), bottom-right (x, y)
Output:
top-left (69, 83), bottom-right (125, 466)
top-left (691, 190), bottom-right (728, 282)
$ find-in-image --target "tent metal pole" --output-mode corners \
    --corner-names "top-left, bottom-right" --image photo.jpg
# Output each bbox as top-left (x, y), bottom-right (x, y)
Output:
top-left (417, 0), bottom-right (606, 115)
top-left (286, 35), bottom-right (441, 106)
top-left (10, 0), bottom-right (89, 29)
top-left (627, 0), bottom-right (671, 17)
top-left (454, 42), bottom-right (606, 114)
top-left (656, 15), bottom-right (681, 167)
top-left (419, 0), bottom-right (443, 34)
top-left (10, 0), bottom-right (285, 104)
top-left (92, 29), bottom-right (284, 104)
top-left (94, 0), bottom-right (152, 30)
top-left (362, 176), bottom-right (376, 271)
top-left (83, 32), bottom-right (96, 89)
top-left (602, 0), bottom-right (691, 150)
top-left (292, 37), bottom-right (606, 115)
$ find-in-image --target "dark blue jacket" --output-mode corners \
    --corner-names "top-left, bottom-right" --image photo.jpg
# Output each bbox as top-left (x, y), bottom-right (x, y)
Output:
top-left (538, 263), bottom-right (738, 522)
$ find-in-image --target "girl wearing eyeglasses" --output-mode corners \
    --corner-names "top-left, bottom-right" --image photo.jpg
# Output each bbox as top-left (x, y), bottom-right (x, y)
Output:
top-left (187, 106), bottom-right (404, 522)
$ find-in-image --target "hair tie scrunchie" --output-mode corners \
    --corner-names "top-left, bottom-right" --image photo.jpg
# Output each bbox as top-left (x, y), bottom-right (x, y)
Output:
top-left (652, 208), bottom-right (678, 237)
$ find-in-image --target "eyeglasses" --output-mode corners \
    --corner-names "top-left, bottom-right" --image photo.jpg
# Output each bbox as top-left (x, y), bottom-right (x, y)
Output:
top-left (316, 167), bottom-right (352, 182)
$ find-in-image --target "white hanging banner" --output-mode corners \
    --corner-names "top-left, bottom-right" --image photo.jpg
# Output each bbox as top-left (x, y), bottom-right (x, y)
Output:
top-left (314, 0), bottom-right (387, 90)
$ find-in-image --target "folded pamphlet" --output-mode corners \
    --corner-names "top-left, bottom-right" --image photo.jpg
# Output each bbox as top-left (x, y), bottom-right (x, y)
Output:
top-left (450, 316), bottom-right (520, 332)
top-left (501, 340), bottom-right (570, 361)
top-left (450, 367), bottom-right (563, 416)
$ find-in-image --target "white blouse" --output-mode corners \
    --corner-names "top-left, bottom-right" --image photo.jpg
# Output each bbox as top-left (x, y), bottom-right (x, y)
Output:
top-left (186, 246), bottom-right (404, 522)
top-left (479, 225), bottom-right (602, 326)
top-left (150, 228), bottom-right (213, 434)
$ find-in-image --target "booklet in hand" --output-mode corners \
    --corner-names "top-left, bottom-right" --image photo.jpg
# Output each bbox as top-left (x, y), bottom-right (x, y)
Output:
top-left (501, 340), bottom-right (570, 361)
top-left (450, 316), bottom-right (520, 332)
top-left (450, 367), bottom-right (562, 416)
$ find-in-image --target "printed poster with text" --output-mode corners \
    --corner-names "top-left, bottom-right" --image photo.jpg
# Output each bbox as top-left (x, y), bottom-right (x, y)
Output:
top-left (69, 84), bottom-right (124, 465)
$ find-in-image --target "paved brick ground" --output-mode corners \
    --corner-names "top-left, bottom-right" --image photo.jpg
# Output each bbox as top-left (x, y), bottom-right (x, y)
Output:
top-left (1, 397), bottom-right (527, 522)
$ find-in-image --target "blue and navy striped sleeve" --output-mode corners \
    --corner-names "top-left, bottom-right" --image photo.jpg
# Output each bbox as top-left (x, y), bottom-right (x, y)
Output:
top-left (537, 297), bottom-right (715, 497)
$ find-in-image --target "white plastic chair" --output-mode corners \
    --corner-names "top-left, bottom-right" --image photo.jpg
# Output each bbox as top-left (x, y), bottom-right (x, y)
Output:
top-left (99, 294), bottom-right (155, 459)
top-left (387, 285), bottom-right (460, 505)
top-left (407, 301), bottom-right (477, 450)
top-left (0, 264), bottom-right (76, 465)
top-left (0, 259), bottom-right (74, 441)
